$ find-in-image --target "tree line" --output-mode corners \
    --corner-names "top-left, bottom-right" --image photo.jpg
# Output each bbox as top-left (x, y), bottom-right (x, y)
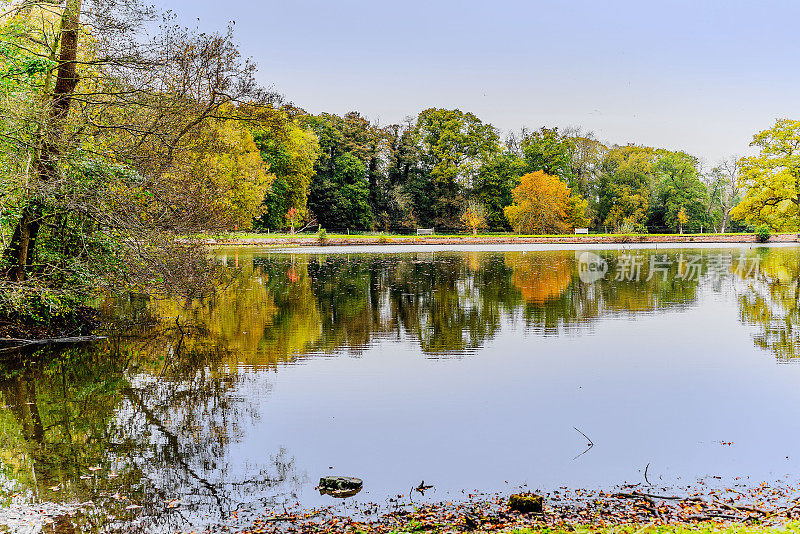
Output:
top-left (246, 107), bottom-right (798, 236)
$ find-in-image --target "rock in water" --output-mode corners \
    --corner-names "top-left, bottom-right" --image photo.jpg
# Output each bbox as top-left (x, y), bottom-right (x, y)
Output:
top-left (508, 493), bottom-right (544, 513)
top-left (318, 476), bottom-right (363, 498)
top-left (319, 476), bottom-right (363, 490)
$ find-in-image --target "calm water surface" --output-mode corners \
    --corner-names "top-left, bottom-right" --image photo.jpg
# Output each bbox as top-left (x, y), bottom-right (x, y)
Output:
top-left (2, 244), bottom-right (800, 532)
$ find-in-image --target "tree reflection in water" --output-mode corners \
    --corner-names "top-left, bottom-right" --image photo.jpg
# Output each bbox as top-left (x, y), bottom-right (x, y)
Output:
top-left (735, 247), bottom-right (800, 362)
top-left (0, 328), bottom-right (302, 533)
top-left (1, 246), bottom-right (799, 532)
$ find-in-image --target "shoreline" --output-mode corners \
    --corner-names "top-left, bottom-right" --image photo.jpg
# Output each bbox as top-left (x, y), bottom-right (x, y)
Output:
top-left (199, 233), bottom-right (799, 247)
top-left (5, 482), bottom-right (800, 534)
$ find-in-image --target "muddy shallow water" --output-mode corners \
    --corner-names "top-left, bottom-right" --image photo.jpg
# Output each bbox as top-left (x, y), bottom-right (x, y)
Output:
top-left (2, 244), bottom-right (800, 532)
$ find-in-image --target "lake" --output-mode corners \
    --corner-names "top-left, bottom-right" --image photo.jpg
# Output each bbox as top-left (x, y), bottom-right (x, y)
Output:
top-left (2, 244), bottom-right (800, 532)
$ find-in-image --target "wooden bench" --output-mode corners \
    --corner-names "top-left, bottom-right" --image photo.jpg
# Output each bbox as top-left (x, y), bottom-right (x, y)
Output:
top-left (574, 228), bottom-right (589, 235)
top-left (416, 228), bottom-right (435, 235)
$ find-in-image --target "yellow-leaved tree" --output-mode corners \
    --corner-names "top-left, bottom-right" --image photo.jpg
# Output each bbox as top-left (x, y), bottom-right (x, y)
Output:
top-left (461, 200), bottom-right (488, 234)
top-left (504, 171), bottom-right (589, 234)
top-left (181, 116), bottom-right (275, 231)
top-left (732, 119), bottom-right (800, 231)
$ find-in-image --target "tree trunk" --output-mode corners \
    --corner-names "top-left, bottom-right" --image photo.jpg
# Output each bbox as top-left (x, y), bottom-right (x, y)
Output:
top-left (368, 153), bottom-right (379, 211)
top-left (6, 206), bottom-right (33, 281)
top-left (3, 0), bottom-right (82, 281)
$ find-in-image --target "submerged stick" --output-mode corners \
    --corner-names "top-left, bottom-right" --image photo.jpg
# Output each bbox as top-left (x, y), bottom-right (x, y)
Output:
top-left (0, 335), bottom-right (106, 353)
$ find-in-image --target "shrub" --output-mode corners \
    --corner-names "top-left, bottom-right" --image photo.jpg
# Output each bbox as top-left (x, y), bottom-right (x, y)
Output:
top-left (0, 286), bottom-right (96, 337)
top-left (755, 224), bottom-right (771, 243)
top-left (317, 227), bottom-right (327, 244)
top-left (617, 220), bottom-right (636, 235)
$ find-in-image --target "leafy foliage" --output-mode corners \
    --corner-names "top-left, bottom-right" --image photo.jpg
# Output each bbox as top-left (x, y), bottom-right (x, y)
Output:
top-left (309, 152), bottom-right (373, 230)
top-left (597, 146), bottom-right (656, 231)
top-left (409, 108), bottom-right (500, 227)
top-left (504, 171), bottom-right (584, 234)
top-left (461, 200), bottom-right (488, 234)
top-left (755, 224), bottom-right (771, 242)
top-left (249, 105), bottom-right (320, 230)
top-left (0, 0), bottom-right (273, 329)
top-left (652, 152), bottom-right (708, 232)
top-left (732, 119), bottom-right (800, 231)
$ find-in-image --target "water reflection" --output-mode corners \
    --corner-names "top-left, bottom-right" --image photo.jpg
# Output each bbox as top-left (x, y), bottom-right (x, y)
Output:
top-left (182, 248), bottom-right (718, 359)
top-left (736, 247), bottom-right (800, 362)
top-left (1, 245), bottom-right (799, 532)
top-left (0, 340), bottom-right (302, 533)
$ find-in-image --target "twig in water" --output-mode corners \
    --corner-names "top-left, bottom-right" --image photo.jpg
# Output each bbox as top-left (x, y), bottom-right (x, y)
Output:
top-left (572, 426), bottom-right (595, 460)
top-left (763, 497), bottom-right (800, 520)
top-left (644, 463), bottom-right (651, 485)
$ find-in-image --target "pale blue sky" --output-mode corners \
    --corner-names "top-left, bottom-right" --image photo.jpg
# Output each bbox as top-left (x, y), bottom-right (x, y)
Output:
top-left (157, 0), bottom-right (800, 163)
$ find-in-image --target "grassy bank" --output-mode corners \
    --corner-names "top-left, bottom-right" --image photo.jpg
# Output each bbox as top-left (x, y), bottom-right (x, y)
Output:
top-left (196, 231), bottom-right (795, 247)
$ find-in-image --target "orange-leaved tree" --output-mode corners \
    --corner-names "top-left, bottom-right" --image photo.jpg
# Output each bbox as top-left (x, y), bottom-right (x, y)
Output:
top-left (504, 171), bottom-right (588, 234)
top-left (286, 207), bottom-right (300, 234)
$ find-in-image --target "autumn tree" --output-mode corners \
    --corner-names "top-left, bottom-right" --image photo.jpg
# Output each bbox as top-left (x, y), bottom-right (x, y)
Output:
top-left (565, 195), bottom-right (591, 230)
top-left (285, 207), bottom-right (300, 234)
top-left (461, 200), bottom-right (488, 234)
top-left (504, 171), bottom-right (585, 234)
top-left (0, 0), bottom-right (269, 325)
top-left (180, 114), bottom-right (273, 231)
top-left (472, 151), bottom-right (525, 230)
top-left (677, 207), bottom-right (688, 234)
top-left (732, 119), bottom-right (800, 231)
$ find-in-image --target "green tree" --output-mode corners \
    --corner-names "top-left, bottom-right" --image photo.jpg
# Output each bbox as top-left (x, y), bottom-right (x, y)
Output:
top-left (568, 131), bottom-right (607, 201)
top-left (309, 153), bottom-right (373, 230)
top-left (380, 119), bottom-right (419, 230)
top-left (520, 127), bottom-right (575, 182)
top-left (651, 152), bottom-right (708, 232)
top-left (249, 105), bottom-right (320, 230)
top-left (598, 146), bottom-right (657, 231)
top-left (410, 108), bottom-right (501, 227)
top-left (301, 112), bottom-right (383, 229)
